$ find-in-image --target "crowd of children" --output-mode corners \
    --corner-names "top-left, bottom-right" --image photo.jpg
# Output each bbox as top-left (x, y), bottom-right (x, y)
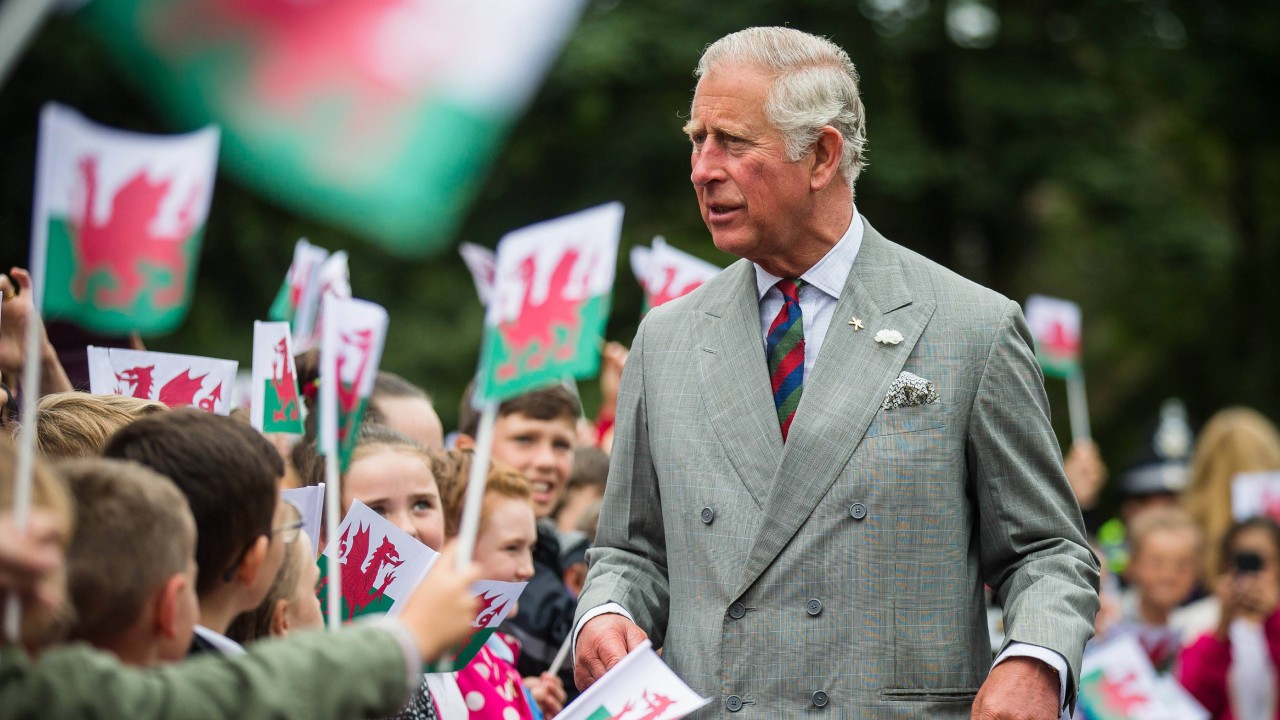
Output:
top-left (0, 269), bottom-right (621, 719)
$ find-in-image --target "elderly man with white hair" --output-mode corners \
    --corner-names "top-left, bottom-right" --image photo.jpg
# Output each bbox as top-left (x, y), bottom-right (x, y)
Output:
top-left (574, 26), bottom-right (1098, 719)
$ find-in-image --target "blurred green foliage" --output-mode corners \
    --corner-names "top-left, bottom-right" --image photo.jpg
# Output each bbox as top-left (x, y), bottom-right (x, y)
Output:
top-left (2, 0), bottom-right (1278, 498)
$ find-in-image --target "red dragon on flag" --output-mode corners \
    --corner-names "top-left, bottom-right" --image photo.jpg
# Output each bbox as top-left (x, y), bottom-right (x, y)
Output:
top-left (270, 336), bottom-right (300, 424)
top-left (495, 249), bottom-right (595, 381)
top-left (115, 365), bottom-right (221, 409)
top-left (71, 156), bottom-right (200, 312)
top-left (336, 521), bottom-right (404, 619)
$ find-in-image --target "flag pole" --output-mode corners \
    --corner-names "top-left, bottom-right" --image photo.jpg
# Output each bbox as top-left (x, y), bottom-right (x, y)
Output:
top-left (6, 106), bottom-right (53, 642)
top-left (0, 0), bottom-right (57, 91)
top-left (548, 632), bottom-right (573, 678)
top-left (323, 450), bottom-right (341, 632)
top-left (1066, 371), bottom-right (1091, 443)
top-left (319, 295), bottom-right (342, 632)
top-left (455, 401), bottom-right (497, 570)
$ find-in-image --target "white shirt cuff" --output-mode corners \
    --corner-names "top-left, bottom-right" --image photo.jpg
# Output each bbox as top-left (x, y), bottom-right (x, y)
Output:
top-left (572, 602), bottom-right (635, 663)
top-left (993, 641), bottom-right (1070, 720)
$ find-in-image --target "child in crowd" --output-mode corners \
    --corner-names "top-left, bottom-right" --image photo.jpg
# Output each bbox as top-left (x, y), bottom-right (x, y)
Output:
top-left (1097, 506), bottom-right (1201, 671)
top-left (554, 445), bottom-right (608, 544)
top-left (297, 424), bottom-right (455, 720)
top-left (457, 380), bottom-right (580, 695)
top-left (433, 450), bottom-right (562, 719)
top-left (366, 372), bottom-right (447, 452)
top-left (61, 458), bottom-right (199, 666)
top-left (1178, 517), bottom-right (1280, 719)
top-left (225, 526), bottom-right (323, 644)
top-left (102, 408), bottom-right (289, 656)
top-left (28, 391), bottom-right (166, 460)
top-left (1, 434), bottom-right (490, 720)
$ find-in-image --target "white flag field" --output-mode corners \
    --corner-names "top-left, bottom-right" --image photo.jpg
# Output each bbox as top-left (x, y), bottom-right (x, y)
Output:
top-left (632, 236), bottom-right (720, 309)
top-left (459, 241), bottom-right (497, 307)
top-left (296, 250), bottom-right (352, 353)
top-left (1231, 471), bottom-right (1280, 523)
top-left (1077, 634), bottom-right (1206, 720)
top-left (282, 484), bottom-right (325, 551)
top-left (556, 640), bottom-right (710, 720)
top-left (87, 346), bottom-right (236, 414)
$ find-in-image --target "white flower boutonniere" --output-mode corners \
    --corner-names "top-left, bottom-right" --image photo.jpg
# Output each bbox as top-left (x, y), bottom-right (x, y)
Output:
top-left (874, 329), bottom-right (904, 346)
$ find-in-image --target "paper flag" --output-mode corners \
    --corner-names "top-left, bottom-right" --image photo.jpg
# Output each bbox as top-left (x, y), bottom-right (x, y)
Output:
top-left (87, 346), bottom-right (236, 414)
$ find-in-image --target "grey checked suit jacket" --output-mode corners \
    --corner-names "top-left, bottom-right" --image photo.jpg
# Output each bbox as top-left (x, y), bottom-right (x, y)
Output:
top-left (578, 222), bottom-right (1099, 718)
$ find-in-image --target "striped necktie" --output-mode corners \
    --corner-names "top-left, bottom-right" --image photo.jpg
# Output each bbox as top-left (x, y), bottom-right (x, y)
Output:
top-left (766, 278), bottom-right (805, 441)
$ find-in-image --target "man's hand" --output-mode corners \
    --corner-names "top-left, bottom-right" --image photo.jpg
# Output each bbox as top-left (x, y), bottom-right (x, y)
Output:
top-left (0, 268), bottom-right (74, 394)
top-left (523, 673), bottom-right (566, 717)
top-left (574, 614), bottom-right (648, 691)
top-left (971, 657), bottom-right (1059, 720)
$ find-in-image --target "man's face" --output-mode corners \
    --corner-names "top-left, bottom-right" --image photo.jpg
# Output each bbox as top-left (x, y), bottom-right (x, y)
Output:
top-left (489, 412), bottom-right (575, 518)
top-left (248, 495), bottom-right (290, 607)
top-left (686, 63), bottom-right (818, 270)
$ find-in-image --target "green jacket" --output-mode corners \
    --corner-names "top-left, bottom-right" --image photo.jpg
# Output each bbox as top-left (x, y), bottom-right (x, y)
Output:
top-left (1, 625), bottom-right (410, 720)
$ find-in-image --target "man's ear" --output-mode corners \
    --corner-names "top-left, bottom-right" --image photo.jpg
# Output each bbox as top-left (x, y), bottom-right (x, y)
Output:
top-left (454, 434), bottom-right (476, 450)
top-left (235, 535), bottom-right (270, 588)
top-left (154, 573), bottom-right (186, 639)
top-left (809, 126), bottom-right (845, 192)
top-left (269, 598), bottom-right (291, 638)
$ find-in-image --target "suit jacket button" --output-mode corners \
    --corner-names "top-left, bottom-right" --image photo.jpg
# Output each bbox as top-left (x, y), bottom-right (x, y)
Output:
top-left (701, 507), bottom-right (714, 524)
top-left (812, 691), bottom-right (829, 707)
top-left (728, 602), bottom-right (746, 619)
top-left (726, 695), bottom-right (743, 712)
top-left (849, 502), bottom-right (867, 520)
top-left (806, 598), bottom-right (822, 616)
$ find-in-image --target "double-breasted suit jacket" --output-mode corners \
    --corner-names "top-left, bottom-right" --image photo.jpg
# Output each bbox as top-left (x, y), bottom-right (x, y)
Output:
top-left (578, 222), bottom-right (1099, 718)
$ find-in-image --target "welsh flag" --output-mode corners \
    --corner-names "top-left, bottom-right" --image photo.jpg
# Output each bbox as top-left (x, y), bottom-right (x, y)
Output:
top-left (319, 295), bottom-right (386, 471)
top-left (78, 0), bottom-right (588, 255)
top-left (1025, 295), bottom-right (1082, 379)
top-left (32, 104), bottom-right (219, 335)
top-left (317, 500), bottom-right (438, 622)
top-left (632, 236), bottom-right (720, 311)
top-left (557, 640), bottom-right (710, 720)
top-left (295, 250), bottom-right (350, 353)
top-left (251, 320), bottom-right (304, 434)
top-left (268, 239), bottom-right (329, 325)
top-left (87, 346), bottom-right (236, 413)
top-left (475, 202), bottom-right (623, 404)
top-left (427, 579), bottom-right (526, 672)
top-left (1077, 635), bottom-right (1206, 719)
top-left (458, 242), bottom-right (496, 307)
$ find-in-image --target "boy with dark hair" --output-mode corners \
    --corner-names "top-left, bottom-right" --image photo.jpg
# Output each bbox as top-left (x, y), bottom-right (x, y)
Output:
top-left (456, 379), bottom-right (581, 699)
top-left (102, 408), bottom-right (291, 656)
top-left (60, 458), bottom-right (199, 666)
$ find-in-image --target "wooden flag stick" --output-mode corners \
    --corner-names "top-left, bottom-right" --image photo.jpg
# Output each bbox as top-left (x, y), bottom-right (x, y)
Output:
top-left (455, 401), bottom-right (498, 570)
top-left (323, 450), bottom-right (342, 632)
top-left (1066, 371), bottom-right (1092, 443)
top-left (548, 632), bottom-right (573, 678)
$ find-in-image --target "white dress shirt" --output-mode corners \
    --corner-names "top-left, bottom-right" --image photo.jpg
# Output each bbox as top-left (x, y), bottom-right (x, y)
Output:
top-left (578, 211), bottom-right (1071, 716)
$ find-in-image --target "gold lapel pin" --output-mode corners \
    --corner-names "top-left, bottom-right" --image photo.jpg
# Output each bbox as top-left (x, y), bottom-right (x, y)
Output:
top-left (848, 316), bottom-right (864, 331)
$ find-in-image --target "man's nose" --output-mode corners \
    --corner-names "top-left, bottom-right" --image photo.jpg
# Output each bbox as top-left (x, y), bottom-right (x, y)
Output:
top-left (690, 144), bottom-right (724, 186)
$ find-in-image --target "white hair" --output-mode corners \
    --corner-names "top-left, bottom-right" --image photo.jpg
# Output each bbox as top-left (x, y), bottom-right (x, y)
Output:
top-left (695, 27), bottom-right (868, 187)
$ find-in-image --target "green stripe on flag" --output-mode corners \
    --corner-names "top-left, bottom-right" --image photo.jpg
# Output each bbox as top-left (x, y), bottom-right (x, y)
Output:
top-left (584, 707), bottom-right (614, 720)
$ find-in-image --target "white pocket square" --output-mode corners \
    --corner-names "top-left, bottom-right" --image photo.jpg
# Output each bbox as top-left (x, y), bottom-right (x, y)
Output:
top-left (881, 371), bottom-right (939, 410)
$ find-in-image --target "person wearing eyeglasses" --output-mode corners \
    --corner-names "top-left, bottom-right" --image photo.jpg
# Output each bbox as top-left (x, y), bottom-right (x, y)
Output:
top-left (102, 408), bottom-right (294, 657)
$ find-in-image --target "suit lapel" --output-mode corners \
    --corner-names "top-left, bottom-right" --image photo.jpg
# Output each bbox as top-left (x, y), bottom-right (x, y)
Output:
top-left (735, 225), bottom-right (937, 596)
top-left (696, 260), bottom-right (780, 508)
